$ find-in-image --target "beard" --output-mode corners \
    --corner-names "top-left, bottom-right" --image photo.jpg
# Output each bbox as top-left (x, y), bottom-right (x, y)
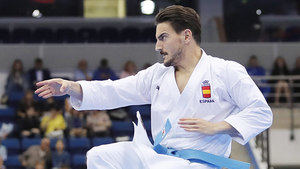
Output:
top-left (163, 47), bottom-right (183, 67)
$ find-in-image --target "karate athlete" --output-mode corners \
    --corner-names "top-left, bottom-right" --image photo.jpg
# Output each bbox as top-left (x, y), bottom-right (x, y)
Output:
top-left (35, 5), bottom-right (273, 169)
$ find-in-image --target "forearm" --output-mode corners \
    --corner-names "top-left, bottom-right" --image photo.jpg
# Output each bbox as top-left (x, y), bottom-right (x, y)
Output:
top-left (213, 121), bottom-right (240, 137)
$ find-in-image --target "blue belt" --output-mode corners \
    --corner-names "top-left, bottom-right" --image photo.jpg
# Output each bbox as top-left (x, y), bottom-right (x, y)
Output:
top-left (153, 119), bottom-right (250, 169)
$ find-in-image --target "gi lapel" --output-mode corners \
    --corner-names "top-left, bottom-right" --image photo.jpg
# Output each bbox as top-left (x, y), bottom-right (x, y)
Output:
top-left (166, 50), bottom-right (211, 137)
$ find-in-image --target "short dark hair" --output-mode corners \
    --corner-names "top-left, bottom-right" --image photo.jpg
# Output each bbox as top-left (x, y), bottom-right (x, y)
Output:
top-left (155, 5), bottom-right (201, 45)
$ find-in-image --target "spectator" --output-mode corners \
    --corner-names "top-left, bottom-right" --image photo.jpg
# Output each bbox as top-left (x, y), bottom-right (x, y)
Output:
top-left (0, 139), bottom-right (7, 161)
top-left (120, 61), bottom-right (137, 78)
top-left (292, 57), bottom-right (300, 102)
top-left (246, 55), bottom-right (270, 97)
top-left (0, 157), bottom-right (5, 169)
top-left (52, 140), bottom-right (70, 169)
top-left (17, 90), bottom-right (40, 120)
top-left (86, 110), bottom-right (111, 137)
top-left (271, 57), bottom-right (291, 104)
top-left (66, 108), bottom-right (87, 137)
top-left (28, 58), bottom-right (51, 90)
top-left (3, 59), bottom-right (28, 105)
top-left (0, 123), bottom-right (14, 140)
top-left (19, 138), bottom-right (52, 169)
top-left (74, 59), bottom-right (92, 81)
top-left (18, 106), bottom-right (41, 138)
top-left (40, 104), bottom-right (66, 138)
top-left (93, 59), bottom-right (118, 80)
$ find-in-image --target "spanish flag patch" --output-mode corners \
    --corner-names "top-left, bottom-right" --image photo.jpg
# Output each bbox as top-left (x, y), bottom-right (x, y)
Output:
top-left (202, 80), bottom-right (211, 98)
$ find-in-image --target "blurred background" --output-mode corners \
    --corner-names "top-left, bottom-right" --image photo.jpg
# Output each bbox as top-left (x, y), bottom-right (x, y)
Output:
top-left (0, 0), bottom-right (299, 169)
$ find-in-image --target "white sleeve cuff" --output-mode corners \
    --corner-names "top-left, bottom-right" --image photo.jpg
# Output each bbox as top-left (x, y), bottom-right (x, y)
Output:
top-left (70, 80), bottom-right (94, 110)
top-left (224, 116), bottom-right (249, 145)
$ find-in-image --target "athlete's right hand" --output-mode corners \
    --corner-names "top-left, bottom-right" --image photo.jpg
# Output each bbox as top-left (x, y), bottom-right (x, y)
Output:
top-left (35, 78), bottom-right (71, 99)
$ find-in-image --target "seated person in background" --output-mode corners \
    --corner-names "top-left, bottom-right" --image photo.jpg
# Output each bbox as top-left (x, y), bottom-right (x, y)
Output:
top-left (40, 104), bottom-right (66, 138)
top-left (74, 59), bottom-right (92, 81)
top-left (17, 90), bottom-right (40, 119)
top-left (18, 106), bottom-right (40, 138)
top-left (52, 140), bottom-right (70, 169)
top-left (246, 55), bottom-right (270, 97)
top-left (66, 108), bottom-right (87, 137)
top-left (28, 58), bottom-right (51, 90)
top-left (19, 138), bottom-right (52, 169)
top-left (120, 60), bottom-right (137, 78)
top-left (292, 57), bottom-right (300, 102)
top-left (271, 57), bottom-right (291, 104)
top-left (93, 58), bottom-right (118, 80)
top-left (0, 157), bottom-right (6, 169)
top-left (0, 139), bottom-right (7, 162)
top-left (0, 123), bottom-right (14, 140)
top-left (86, 110), bottom-right (111, 137)
top-left (3, 59), bottom-right (28, 105)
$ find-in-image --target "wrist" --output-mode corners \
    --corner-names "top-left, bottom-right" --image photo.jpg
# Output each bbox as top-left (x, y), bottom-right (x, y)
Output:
top-left (213, 121), bottom-right (232, 135)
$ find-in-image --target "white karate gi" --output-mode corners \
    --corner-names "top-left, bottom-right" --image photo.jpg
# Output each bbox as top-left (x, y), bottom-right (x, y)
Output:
top-left (71, 50), bottom-right (273, 169)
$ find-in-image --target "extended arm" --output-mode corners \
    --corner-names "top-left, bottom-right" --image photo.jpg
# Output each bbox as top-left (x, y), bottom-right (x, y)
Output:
top-left (35, 78), bottom-right (83, 101)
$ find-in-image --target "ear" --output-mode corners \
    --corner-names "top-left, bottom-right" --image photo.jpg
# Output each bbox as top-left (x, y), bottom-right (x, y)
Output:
top-left (182, 29), bottom-right (193, 44)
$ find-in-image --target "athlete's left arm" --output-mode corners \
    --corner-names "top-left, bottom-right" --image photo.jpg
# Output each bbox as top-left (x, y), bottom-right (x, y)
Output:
top-left (178, 118), bottom-right (239, 136)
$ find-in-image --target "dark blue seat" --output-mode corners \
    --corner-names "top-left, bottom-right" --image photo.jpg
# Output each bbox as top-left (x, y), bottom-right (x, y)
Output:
top-left (4, 155), bottom-right (22, 168)
top-left (0, 28), bottom-right (10, 43)
top-left (11, 28), bottom-right (32, 43)
top-left (111, 121), bottom-right (134, 137)
top-left (77, 28), bottom-right (98, 43)
top-left (56, 28), bottom-right (77, 43)
top-left (69, 137), bottom-right (90, 154)
top-left (98, 27), bottom-right (120, 43)
top-left (1, 138), bottom-right (20, 155)
top-left (72, 154), bottom-right (86, 169)
top-left (32, 28), bottom-right (55, 43)
top-left (141, 27), bottom-right (156, 42)
top-left (7, 91), bottom-right (25, 108)
top-left (92, 137), bottom-right (114, 146)
top-left (0, 107), bottom-right (15, 122)
top-left (119, 27), bottom-right (141, 42)
top-left (21, 138), bottom-right (41, 151)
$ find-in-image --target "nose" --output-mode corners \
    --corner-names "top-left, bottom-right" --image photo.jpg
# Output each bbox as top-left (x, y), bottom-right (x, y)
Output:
top-left (155, 40), bottom-right (162, 52)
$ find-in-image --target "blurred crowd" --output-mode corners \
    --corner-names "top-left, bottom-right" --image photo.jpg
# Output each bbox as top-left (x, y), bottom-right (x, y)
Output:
top-left (1, 54), bottom-right (300, 169)
top-left (0, 57), bottom-right (151, 169)
top-left (246, 55), bottom-right (300, 105)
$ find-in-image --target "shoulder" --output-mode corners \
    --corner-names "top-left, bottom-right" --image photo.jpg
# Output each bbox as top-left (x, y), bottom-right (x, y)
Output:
top-left (209, 55), bottom-right (246, 75)
top-left (207, 54), bottom-right (249, 87)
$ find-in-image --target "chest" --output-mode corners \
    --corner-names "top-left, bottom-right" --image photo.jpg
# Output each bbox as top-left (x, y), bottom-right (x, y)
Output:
top-left (174, 71), bottom-right (193, 93)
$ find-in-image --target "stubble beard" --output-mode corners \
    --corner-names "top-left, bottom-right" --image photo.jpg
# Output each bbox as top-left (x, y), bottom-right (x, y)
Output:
top-left (163, 47), bottom-right (183, 67)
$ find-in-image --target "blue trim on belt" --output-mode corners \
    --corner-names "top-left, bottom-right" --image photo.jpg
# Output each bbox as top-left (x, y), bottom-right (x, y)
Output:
top-left (154, 144), bottom-right (250, 169)
top-left (153, 119), bottom-right (250, 169)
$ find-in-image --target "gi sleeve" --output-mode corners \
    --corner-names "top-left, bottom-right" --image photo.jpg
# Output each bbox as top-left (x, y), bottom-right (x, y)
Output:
top-left (224, 61), bottom-right (273, 145)
top-left (70, 63), bottom-right (158, 110)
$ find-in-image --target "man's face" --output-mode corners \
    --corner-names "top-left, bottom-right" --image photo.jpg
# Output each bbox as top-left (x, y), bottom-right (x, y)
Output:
top-left (155, 22), bottom-right (184, 67)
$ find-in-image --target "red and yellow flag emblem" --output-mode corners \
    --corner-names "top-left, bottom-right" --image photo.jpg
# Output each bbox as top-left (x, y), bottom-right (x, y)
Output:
top-left (202, 80), bottom-right (211, 98)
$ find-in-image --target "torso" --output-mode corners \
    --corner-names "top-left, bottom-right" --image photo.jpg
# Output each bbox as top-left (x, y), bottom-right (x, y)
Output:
top-left (174, 69), bottom-right (193, 93)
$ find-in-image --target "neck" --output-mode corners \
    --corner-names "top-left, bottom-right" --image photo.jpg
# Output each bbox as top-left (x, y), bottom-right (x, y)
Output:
top-left (175, 45), bottom-right (202, 73)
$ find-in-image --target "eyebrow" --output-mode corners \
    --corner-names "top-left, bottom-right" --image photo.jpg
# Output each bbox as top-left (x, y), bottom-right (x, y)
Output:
top-left (157, 32), bottom-right (167, 40)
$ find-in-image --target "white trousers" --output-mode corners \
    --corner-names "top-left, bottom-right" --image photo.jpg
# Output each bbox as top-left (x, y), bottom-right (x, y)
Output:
top-left (86, 141), bottom-right (214, 169)
top-left (86, 112), bottom-right (216, 169)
